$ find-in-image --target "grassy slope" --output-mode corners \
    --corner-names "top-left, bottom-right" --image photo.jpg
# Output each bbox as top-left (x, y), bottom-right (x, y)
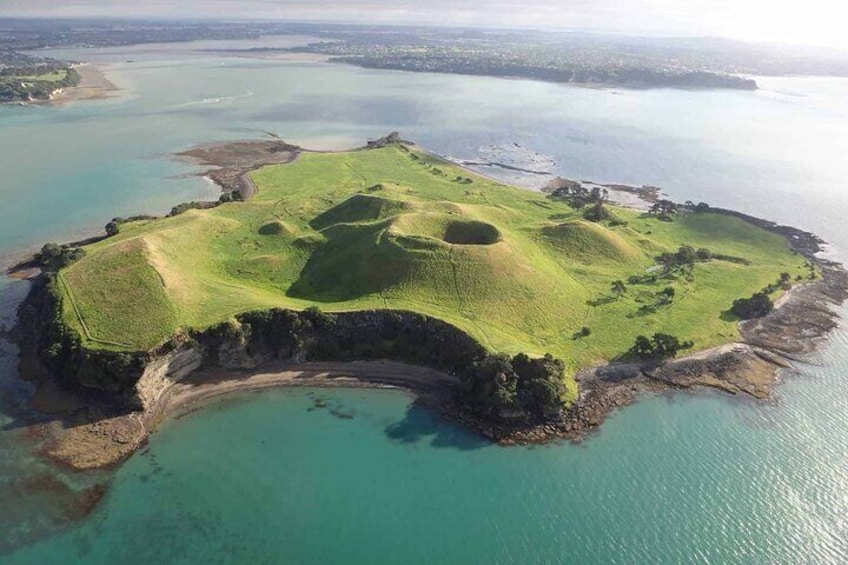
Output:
top-left (58, 145), bottom-right (807, 397)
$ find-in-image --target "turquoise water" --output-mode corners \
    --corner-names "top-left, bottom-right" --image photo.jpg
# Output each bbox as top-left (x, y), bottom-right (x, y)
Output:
top-left (8, 376), bottom-right (848, 564)
top-left (2, 40), bottom-right (848, 563)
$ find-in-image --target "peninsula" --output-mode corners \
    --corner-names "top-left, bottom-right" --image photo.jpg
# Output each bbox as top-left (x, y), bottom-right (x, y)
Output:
top-left (12, 135), bottom-right (847, 469)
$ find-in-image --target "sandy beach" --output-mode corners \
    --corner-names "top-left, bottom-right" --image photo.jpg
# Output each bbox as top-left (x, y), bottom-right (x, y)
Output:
top-left (42, 64), bottom-right (119, 106)
top-left (34, 361), bottom-right (456, 471)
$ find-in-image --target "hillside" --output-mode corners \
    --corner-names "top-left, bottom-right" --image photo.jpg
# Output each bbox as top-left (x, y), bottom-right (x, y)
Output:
top-left (56, 144), bottom-right (807, 396)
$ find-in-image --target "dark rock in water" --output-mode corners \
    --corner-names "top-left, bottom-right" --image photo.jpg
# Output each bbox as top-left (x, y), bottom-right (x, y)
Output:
top-left (366, 131), bottom-right (414, 149)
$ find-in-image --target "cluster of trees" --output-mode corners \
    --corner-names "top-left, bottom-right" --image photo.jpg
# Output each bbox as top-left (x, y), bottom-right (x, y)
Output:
top-left (168, 201), bottom-right (207, 217)
top-left (731, 271), bottom-right (798, 320)
top-left (454, 176), bottom-right (474, 184)
top-left (648, 200), bottom-right (711, 220)
top-left (34, 243), bottom-right (85, 271)
top-left (629, 333), bottom-right (693, 359)
top-left (765, 272), bottom-right (794, 293)
top-left (731, 292), bottom-right (774, 319)
top-left (656, 245), bottom-right (713, 272)
top-left (648, 199), bottom-right (679, 220)
top-left (108, 192), bottom-right (243, 233)
top-left (582, 199), bottom-right (611, 222)
top-left (549, 183), bottom-right (609, 208)
top-left (104, 215), bottom-right (158, 237)
top-left (460, 353), bottom-right (567, 420)
top-left (547, 182), bottom-right (613, 223)
top-left (684, 201), bottom-right (712, 213)
top-left (218, 190), bottom-right (244, 203)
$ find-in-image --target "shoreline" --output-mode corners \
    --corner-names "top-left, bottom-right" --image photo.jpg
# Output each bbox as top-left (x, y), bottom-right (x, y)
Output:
top-left (9, 136), bottom-right (848, 470)
top-left (27, 64), bottom-right (118, 107)
top-left (29, 361), bottom-right (457, 471)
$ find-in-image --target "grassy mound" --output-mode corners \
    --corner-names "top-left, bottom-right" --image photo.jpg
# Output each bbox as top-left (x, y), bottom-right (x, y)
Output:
top-left (56, 145), bottom-right (807, 399)
top-left (310, 194), bottom-right (410, 230)
top-left (540, 220), bottom-right (641, 264)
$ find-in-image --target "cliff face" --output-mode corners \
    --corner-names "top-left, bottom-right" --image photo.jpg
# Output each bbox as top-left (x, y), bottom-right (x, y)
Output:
top-left (135, 347), bottom-right (203, 411)
top-left (19, 280), bottom-right (488, 412)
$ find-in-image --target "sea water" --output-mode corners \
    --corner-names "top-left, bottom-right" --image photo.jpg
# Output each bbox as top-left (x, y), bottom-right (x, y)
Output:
top-left (1, 40), bottom-right (848, 563)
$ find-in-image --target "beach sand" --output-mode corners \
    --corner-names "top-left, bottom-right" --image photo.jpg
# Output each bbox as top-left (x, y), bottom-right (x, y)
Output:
top-left (44, 64), bottom-right (119, 106)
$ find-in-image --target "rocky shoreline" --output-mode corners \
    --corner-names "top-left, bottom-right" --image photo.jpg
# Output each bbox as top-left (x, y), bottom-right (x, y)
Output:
top-left (8, 137), bottom-right (848, 469)
top-left (23, 360), bottom-right (457, 471)
top-left (469, 232), bottom-right (848, 445)
top-left (176, 137), bottom-right (301, 198)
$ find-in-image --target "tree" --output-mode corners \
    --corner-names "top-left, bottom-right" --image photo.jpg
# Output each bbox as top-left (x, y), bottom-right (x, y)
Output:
top-left (590, 186), bottom-right (609, 203)
top-left (574, 326), bottom-right (592, 339)
top-left (462, 354), bottom-right (519, 418)
top-left (583, 200), bottom-right (610, 222)
top-left (651, 333), bottom-right (682, 357)
top-left (512, 353), bottom-right (567, 418)
top-left (649, 199), bottom-right (679, 219)
top-left (629, 333), bottom-right (689, 359)
top-left (611, 280), bottom-right (627, 297)
top-left (656, 245), bottom-right (707, 273)
top-left (460, 352), bottom-right (567, 420)
top-left (34, 243), bottom-right (85, 271)
top-left (731, 292), bottom-right (773, 319)
top-left (676, 245), bottom-right (697, 264)
top-left (630, 335), bottom-right (654, 358)
top-left (105, 221), bottom-right (120, 237)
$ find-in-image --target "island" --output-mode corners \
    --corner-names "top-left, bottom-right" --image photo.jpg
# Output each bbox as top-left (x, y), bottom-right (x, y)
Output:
top-left (10, 134), bottom-right (847, 469)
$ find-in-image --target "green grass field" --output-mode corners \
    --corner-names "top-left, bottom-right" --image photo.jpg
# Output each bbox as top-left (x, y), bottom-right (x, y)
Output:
top-left (58, 145), bottom-right (807, 395)
top-left (12, 70), bottom-right (69, 82)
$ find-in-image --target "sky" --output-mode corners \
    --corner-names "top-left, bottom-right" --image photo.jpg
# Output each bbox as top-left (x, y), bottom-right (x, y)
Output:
top-left (4, 0), bottom-right (847, 49)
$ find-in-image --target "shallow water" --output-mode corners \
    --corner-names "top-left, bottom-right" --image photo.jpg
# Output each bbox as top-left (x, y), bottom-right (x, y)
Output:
top-left (2, 40), bottom-right (848, 563)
